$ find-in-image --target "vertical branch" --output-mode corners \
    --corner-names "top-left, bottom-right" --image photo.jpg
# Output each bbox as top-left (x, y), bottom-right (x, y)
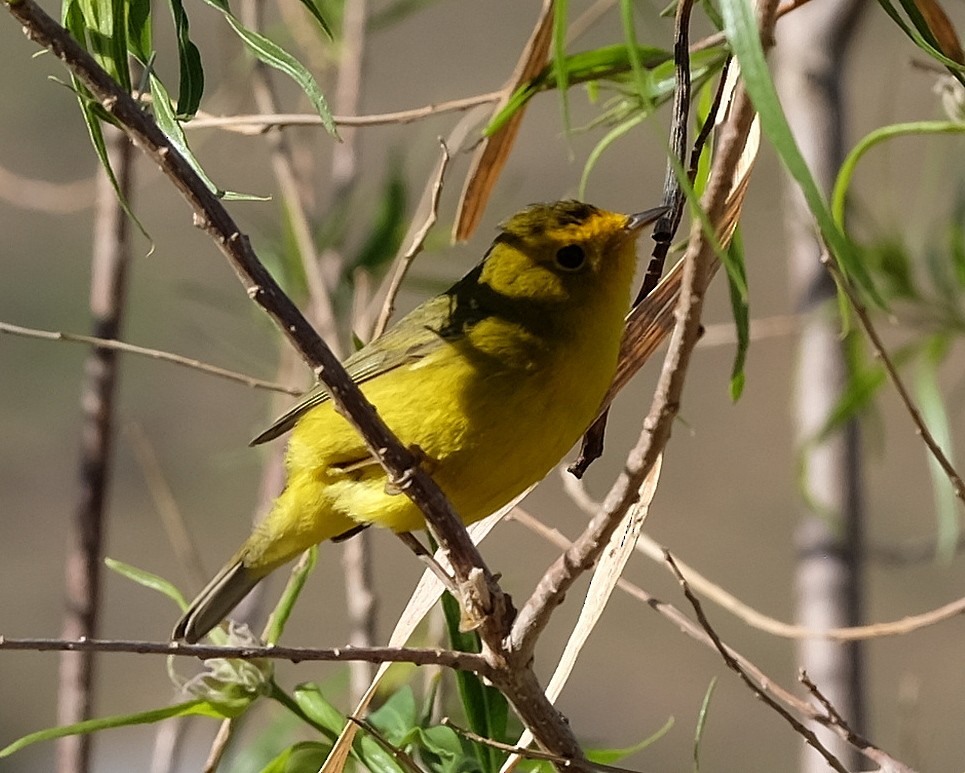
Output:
top-left (58, 125), bottom-right (134, 773)
top-left (328, 0), bottom-right (378, 703)
top-left (774, 3), bottom-right (868, 771)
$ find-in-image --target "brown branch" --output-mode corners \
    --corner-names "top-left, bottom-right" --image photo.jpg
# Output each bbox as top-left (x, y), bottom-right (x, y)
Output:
top-left (508, 509), bottom-right (918, 772)
top-left (371, 139), bottom-right (450, 338)
top-left (0, 636), bottom-right (491, 673)
top-left (0, 321), bottom-right (298, 394)
top-left (664, 553), bottom-right (850, 773)
top-left (3, 1), bottom-right (599, 761)
top-left (823, 252), bottom-right (965, 508)
top-left (187, 92), bottom-right (502, 132)
top-left (509, 54), bottom-right (763, 664)
top-left (3, 0), bottom-right (495, 607)
top-left (559, 479), bottom-right (965, 641)
top-left (58, 124), bottom-right (133, 773)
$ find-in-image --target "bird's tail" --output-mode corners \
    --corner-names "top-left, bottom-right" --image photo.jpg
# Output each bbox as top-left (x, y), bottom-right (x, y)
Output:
top-left (172, 557), bottom-right (262, 644)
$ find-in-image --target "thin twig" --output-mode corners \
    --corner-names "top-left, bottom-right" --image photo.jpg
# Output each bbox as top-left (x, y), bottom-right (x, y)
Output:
top-left (187, 92), bottom-right (502, 132)
top-left (508, 508), bottom-right (919, 773)
top-left (823, 252), bottom-right (965, 507)
top-left (241, 0), bottom-right (336, 345)
top-left (557, 480), bottom-right (965, 640)
top-left (664, 553), bottom-right (850, 773)
top-left (0, 637), bottom-right (492, 673)
top-left (347, 717), bottom-right (426, 773)
top-left (442, 718), bottom-right (644, 773)
top-left (0, 321), bottom-right (298, 394)
top-left (372, 139), bottom-right (450, 338)
top-left (202, 719), bottom-right (234, 773)
top-left (58, 124), bottom-right (133, 773)
top-left (510, 42), bottom-right (764, 663)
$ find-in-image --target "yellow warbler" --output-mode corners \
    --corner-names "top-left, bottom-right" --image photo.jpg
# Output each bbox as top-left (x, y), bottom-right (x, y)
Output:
top-left (173, 200), bottom-right (664, 643)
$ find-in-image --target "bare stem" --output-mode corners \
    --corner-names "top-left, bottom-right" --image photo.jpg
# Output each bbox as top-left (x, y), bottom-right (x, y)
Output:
top-left (58, 124), bottom-right (133, 773)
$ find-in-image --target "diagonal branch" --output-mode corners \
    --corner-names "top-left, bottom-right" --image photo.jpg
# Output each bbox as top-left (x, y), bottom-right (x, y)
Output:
top-left (509, 72), bottom-right (765, 662)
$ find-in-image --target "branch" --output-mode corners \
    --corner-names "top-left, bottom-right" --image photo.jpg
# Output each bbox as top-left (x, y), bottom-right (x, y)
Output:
top-left (187, 91), bottom-right (501, 132)
top-left (0, 321), bottom-right (298, 395)
top-left (509, 52), bottom-right (764, 663)
top-left (3, 0), bottom-right (500, 615)
top-left (822, 251), bottom-right (965, 509)
top-left (0, 637), bottom-right (491, 673)
top-left (664, 554), bottom-right (850, 773)
top-left (58, 123), bottom-right (133, 773)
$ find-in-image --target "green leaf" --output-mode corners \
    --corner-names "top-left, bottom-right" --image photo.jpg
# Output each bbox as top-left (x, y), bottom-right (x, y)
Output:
top-left (259, 741), bottom-right (331, 773)
top-left (263, 547), bottom-right (318, 644)
top-left (150, 74), bottom-right (267, 201)
top-left (915, 335), bottom-right (960, 562)
top-left (832, 121), bottom-right (965, 231)
top-left (619, 0), bottom-right (653, 111)
top-left (195, 0), bottom-right (337, 138)
top-left (876, 0), bottom-right (965, 80)
top-left (485, 44), bottom-right (678, 136)
top-left (0, 699), bottom-right (221, 758)
top-left (578, 48), bottom-right (725, 195)
top-left (693, 678), bottom-right (718, 772)
top-left (726, 229), bottom-right (750, 401)
top-left (585, 715), bottom-right (675, 765)
top-left (126, 0), bottom-right (152, 63)
top-left (105, 557), bottom-right (188, 609)
top-left (290, 0), bottom-right (333, 37)
top-left (291, 683), bottom-right (346, 736)
top-left (720, 0), bottom-right (881, 305)
top-left (165, 0), bottom-right (205, 118)
top-left (367, 685), bottom-right (418, 743)
top-left (413, 725), bottom-right (481, 773)
top-left (441, 593), bottom-right (508, 773)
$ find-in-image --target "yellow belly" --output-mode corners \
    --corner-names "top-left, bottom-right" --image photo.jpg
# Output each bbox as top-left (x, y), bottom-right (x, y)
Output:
top-left (244, 325), bottom-right (619, 572)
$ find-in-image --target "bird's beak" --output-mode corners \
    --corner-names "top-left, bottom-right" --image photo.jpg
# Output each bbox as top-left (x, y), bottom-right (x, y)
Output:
top-left (625, 205), bottom-right (671, 234)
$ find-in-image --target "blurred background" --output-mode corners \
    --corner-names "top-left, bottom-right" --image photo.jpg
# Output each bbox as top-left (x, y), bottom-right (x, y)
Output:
top-left (2, 0), bottom-right (965, 770)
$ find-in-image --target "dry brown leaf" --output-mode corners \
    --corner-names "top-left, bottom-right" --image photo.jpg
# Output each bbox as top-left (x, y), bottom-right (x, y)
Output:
top-left (916, 0), bottom-right (964, 64)
top-left (498, 457), bottom-right (663, 773)
top-left (452, 0), bottom-right (556, 241)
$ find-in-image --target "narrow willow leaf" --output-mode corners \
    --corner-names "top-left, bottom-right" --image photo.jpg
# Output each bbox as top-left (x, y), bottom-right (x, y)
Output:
top-left (486, 44), bottom-right (676, 136)
top-left (620, 0), bottom-right (653, 109)
top-left (291, 0), bottom-right (333, 38)
top-left (693, 678), bottom-right (718, 772)
top-left (584, 716), bottom-right (675, 765)
top-left (263, 546), bottom-right (317, 644)
top-left (105, 557), bottom-right (188, 608)
top-left (260, 741), bottom-right (332, 773)
top-left (915, 335), bottom-right (960, 562)
top-left (150, 74), bottom-right (267, 201)
top-left (193, 0), bottom-right (337, 137)
top-left (166, 0), bottom-right (205, 118)
top-left (878, 0), bottom-right (965, 77)
top-left (0, 700), bottom-right (222, 758)
top-left (726, 229), bottom-right (749, 401)
top-left (441, 592), bottom-right (508, 773)
top-left (720, 0), bottom-right (881, 305)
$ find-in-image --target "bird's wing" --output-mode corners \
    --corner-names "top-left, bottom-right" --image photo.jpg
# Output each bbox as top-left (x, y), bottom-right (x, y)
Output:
top-left (249, 297), bottom-right (452, 446)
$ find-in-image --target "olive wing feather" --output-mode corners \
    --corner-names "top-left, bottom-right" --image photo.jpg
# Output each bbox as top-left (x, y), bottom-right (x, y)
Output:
top-left (249, 297), bottom-right (453, 446)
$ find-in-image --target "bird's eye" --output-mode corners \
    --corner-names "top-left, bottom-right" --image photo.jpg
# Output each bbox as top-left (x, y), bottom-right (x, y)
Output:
top-left (555, 244), bottom-right (586, 271)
